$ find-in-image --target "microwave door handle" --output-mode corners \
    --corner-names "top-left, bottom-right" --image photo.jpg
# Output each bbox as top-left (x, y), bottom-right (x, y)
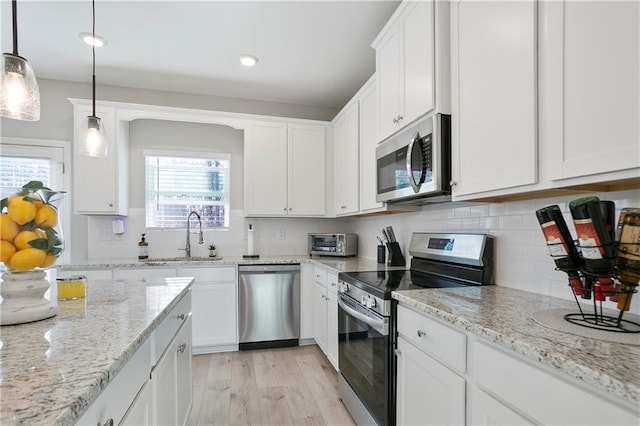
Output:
top-left (406, 132), bottom-right (422, 194)
top-left (338, 295), bottom-right (386, 335)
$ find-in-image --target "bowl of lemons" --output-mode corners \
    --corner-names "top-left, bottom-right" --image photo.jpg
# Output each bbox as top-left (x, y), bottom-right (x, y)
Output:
top-left (0, 181), bottom-right (65, 272)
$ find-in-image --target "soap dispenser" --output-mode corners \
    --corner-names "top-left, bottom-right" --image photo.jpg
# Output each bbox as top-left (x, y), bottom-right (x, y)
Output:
top-left (138, 234), bottom-right (149, 260)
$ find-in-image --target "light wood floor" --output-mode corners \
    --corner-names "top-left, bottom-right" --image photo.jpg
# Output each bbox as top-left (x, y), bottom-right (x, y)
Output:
top-left (189, 345), bottom-right (356, 426)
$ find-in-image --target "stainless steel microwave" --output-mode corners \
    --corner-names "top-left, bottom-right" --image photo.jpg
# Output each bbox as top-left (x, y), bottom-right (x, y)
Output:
top-left (309, 233), bottom-right (358, 257)
top-left (376, 113), bottom-right (451, 204)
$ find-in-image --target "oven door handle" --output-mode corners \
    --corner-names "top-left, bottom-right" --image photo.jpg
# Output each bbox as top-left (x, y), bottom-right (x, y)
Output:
top-left (338, 295), bottom-right (388, 335)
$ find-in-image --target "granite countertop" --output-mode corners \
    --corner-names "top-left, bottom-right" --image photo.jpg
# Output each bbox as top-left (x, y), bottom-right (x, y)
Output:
top-left (392, 286), bottom-right (640, 409)
top-left (56, 255), bottom-right (407, 274)
top-left (0, 276), bottom-right (193, 425)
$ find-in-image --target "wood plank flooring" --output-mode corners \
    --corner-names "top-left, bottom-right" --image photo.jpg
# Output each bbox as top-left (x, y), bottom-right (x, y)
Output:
top-left (189, 345), bottom-right (356, 426)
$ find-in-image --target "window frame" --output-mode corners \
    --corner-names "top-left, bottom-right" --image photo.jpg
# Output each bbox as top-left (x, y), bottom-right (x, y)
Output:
top-left (143, 149), bottom-right (231, 230)
top-left (0, 137), bottom-right (72, 264)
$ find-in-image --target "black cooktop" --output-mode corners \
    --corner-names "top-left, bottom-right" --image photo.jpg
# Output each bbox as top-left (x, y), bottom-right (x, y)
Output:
top-left (338, 269), bottom-right (470, 300)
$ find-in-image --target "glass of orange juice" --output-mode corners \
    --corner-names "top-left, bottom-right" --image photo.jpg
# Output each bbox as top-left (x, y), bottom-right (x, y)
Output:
top-left (57, 276), bottom-right (86, 300)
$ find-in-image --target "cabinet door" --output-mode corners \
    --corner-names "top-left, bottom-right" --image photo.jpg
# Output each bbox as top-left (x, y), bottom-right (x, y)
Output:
top-left (73, 104), bottom-right (119, 214)
top-left (334, 102), bottom-right (360, 216)
top-left (313, 281), bottom-right (328, 353)
top-left (191, 281), bottom-right (237, 347)
top-left (326, 273), bottom-right (339, 370)
top-left (402, 0), bottom-right (435, 126)
top-left (288, 124), bottom-right (326, 216)
top-left (377, 26), bottom-right (403, 141)
top-left (542, 1), bottom-right (640, 181)
top-left (451, 0), bottom-right (537, 196)
top-left (396, 336), bottom-right (465, 426)
top-left (470, 386), bottom-right (533, 426)
top-left (358, 79), bottom-right (385, 213)
top-left (175, 316), bottom-right (193, 426)
top-left (244, 122), bottom-right (288, 216)
top-left (121, 380), bottom-right (153, 426)
top-left (152, 336), bottom-right (178, 426)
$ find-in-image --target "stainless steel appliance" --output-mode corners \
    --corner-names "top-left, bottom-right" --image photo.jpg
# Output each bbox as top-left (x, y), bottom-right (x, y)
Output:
top-left (309, 233), bottom-right (358, 257)
top-left (376, 113), bottom-right (451, 205)
top-left (337, 233), bottom-right (494, 425)
top-left (238, 264), bottom-right (300, 350)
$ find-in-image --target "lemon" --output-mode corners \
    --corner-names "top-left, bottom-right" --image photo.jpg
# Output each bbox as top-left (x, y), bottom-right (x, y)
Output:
top-left (39, 252), bottom-right (58, 268)
top-left (0, 240), bottom-right (16, 263)
top-left (13, 230), bottom-right (40, 250)
top-left (7, 196), bottom-right (37, 225)
top-left (35, 204), bottom-right (58, 228)
top-left (8, 248), bottom-right (46, 271)
top-left (0, 214), bottom-right (19, 241)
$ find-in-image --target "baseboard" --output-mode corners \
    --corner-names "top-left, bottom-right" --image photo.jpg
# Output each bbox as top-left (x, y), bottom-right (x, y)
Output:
top-left (192, 343), bottom-right (239, 354)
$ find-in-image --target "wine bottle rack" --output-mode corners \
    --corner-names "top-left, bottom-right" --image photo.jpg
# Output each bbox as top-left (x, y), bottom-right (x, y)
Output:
top-left (549, 241), bottom-right (640, 334)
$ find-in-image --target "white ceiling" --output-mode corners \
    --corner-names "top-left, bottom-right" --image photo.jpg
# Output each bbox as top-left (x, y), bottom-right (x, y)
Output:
top-left (1, 1), bottom-right (400, 110)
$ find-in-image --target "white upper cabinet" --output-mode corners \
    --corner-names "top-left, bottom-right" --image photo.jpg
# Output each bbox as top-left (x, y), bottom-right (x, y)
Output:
top-left (540, 0), bottom-right (640, 183)
top-left (450, 0), bottom-right (537, 198)
top-left (244, 121), bottom-right (326, 217)
top-left (374, 0), bottom-right (449, 142)
top-left (334, 102), bottom-right (360, 216)
top-left (358, 77), bottom-right (384, 213)
top-left (72, 100), bottom-right (129, 215)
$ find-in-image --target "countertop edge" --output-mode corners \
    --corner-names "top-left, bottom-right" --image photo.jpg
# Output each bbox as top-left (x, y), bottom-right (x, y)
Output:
top-left (54, 280), bottom-right (193, 425)
top-left (391, 291), bottom-right (639, 408)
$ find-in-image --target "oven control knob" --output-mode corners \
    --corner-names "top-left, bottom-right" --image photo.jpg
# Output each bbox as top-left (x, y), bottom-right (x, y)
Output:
top-left (361, 296), bottom-right (367, 305)
top-left (364, 296), bottom-right (376, 309)
top-left (339, 282), bottom-right (349, 293)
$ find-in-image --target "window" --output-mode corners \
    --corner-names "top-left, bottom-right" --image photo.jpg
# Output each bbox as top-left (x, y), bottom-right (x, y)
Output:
top-left (144, 151), bottom-right (230, 229)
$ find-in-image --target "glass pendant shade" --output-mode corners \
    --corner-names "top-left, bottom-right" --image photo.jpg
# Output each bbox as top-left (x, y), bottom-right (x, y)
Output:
top-left (0, 52), bottom-right (40, 121)
top-left (79, 115), bottom-right (107, 157)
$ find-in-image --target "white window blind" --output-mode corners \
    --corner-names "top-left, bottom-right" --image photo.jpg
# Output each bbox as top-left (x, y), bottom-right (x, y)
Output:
top-left (145, 152), bottom-right (230, 229)
top-left (0, 157), bottom-right (51, 198)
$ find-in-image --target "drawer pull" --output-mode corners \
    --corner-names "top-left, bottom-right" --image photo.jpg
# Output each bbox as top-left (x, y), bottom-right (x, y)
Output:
top-left (394, 349), bottom-right (402, 357)
top-left (177, 313), bottom-right (186, 321)
top-left (98, 419), bottom-right (114, 426)
top-left (178, 343), bottom-right (187, 353)
top-left (416, 329), bottom-right (426, 338)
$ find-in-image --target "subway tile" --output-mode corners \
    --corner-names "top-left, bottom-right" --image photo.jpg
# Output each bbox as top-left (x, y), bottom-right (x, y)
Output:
top-left (453, 206), bottom-right (471, 218)
top-left (469, 204), bottom-right (490, 217)
top-left (489, 203), bottom-right (510, 216)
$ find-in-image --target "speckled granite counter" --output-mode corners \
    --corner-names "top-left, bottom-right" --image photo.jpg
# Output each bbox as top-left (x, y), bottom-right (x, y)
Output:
top-left (392, 286), bottom-right (640, 408)
top-left (0, 276), bottom-right (193, 425)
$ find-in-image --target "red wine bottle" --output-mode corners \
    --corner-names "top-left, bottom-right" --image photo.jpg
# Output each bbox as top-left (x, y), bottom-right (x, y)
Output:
top-left (535, 205), bottom-right (585, 296)
top-left (616, 212), bottom-right (640, 311)
top-left (569, 197), bottom-right (616, 301)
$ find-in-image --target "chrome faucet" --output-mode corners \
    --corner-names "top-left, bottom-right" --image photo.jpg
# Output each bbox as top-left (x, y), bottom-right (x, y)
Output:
top-left (182, 211), bottom-right (204, 258)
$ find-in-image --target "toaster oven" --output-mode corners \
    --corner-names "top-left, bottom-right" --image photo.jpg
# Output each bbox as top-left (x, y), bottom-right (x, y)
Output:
top-left (309, 233), bottom-right (358, 257)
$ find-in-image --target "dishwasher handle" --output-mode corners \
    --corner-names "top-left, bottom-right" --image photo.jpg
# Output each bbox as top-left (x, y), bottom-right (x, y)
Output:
top-left (238, 264), bottom-right (300, 273)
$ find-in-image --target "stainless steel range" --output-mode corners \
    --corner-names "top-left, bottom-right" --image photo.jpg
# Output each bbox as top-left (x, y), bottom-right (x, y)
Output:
top-left (336, 233), bottom-right (495, 426)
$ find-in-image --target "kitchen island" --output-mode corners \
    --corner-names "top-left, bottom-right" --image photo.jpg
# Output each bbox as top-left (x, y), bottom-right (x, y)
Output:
top-left (393, 286), bottom-right (640, 423)
top-left (0, 275), bottom-right (193, 425)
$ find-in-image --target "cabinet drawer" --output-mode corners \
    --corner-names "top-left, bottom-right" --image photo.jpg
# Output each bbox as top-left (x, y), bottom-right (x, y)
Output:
top-left (176, 266), bottom-right (236, 283)
top-left (313, 266), bottom-right (327, 286)
top-left (77, 337), bottom-right (151, 426)
top-left (115, 268), bottom-right (176, 282)
top-left (152, 291), bottom-right (191, 365)
top-left (397, 305), bottom-right (466, 373)
top-left (473, 340), bottom-right (638, 425)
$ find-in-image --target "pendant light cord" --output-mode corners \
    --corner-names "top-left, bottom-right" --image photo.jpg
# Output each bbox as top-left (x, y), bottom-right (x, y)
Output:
top-left (11, 0), bottom-right (18, 54)
top-left (92, 0), bottom-right (96, 117)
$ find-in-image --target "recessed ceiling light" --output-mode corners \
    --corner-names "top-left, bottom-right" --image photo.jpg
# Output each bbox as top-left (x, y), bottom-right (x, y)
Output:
top-left (239, 54), bottom-right (259, 67)
top-left (79, 32), bottom-right (107, 47)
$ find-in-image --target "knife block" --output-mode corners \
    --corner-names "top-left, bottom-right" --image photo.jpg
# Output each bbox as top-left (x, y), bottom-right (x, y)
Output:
top-left (386, 242), bottom-right (406, 267)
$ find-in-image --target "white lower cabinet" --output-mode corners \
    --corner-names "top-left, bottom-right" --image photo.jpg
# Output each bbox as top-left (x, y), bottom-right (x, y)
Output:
top-left (396, 305), bottom-right (466, 426)
top-left (326, 272), bottom-right (339, 370)
top-left (121, 379), bottom-right (153, 426)
top-left (470, 385), bottom-right (533, 426)
top-left (313, 280), bottom-right (328, 354)
top-left (152, 315), bottom-right (193, 426)
top-left (312, 266), bottom-right (339, 370)
top-left (176, 266), bottom-right (237, 352)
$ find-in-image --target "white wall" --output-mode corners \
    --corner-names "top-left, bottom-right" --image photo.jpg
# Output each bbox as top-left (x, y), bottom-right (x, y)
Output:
top-left (353, 188), bottom-right (640, 315)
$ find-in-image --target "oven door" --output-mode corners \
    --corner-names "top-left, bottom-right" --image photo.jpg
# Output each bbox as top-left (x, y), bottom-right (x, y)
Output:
top-left (338, 293), bottom-right (392, 425)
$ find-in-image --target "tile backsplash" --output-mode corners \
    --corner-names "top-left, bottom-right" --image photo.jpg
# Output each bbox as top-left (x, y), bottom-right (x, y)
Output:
top-left (87, 188), bottom-right (639, 314)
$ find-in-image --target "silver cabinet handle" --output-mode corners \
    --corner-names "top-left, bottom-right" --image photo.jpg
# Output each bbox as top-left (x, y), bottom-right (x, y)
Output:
top-left (394, 349), bottom-right (402, 356)
top-left (178, 343), bottom-right (187, 353)
top-left (98, 419), bottom-right (114, 426)
top-left (108, 203), bottom-right (114, 207)
top-left (177, 313), bottom-right (185, 321)
top-left (341, 205), bottom-right (347, 209)
top-left (289, 207), bottom-right (292, 211)
top-left (392, 117), bottom-right (398, 124)
top-left (331, 282), bottom-right (336, 287)
top-left (450, 180), bottom-right (458, 187)
top-left (283, 207), bottom-right (287, 211)
top-left (397, 115), bottom-right (403, 122)
top-left (417, 329), bottom-right (426, 337)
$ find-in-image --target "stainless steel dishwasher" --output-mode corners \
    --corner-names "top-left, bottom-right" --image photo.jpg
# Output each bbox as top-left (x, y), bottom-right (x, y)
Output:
top-left (238, 264), bottom-right (300, 350)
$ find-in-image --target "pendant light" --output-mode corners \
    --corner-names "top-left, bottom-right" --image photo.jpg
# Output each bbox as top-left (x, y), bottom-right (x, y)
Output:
top-left (0, 0), bottom-right (40, 121)
top-left (79, 0), bottom-right (107, 157)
